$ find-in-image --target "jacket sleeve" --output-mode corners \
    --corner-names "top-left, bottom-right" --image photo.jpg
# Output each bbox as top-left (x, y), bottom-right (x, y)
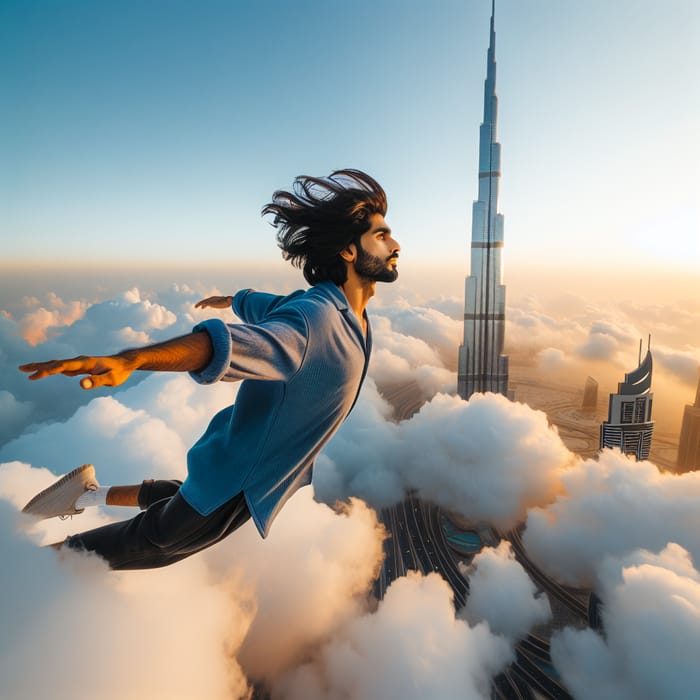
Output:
top-left (232, 288), bottom-right (305, 324)
top-left (189, 308), bottom-right (309, 385)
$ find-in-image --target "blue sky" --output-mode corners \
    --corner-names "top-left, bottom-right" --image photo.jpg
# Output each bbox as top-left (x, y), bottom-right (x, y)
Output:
top-left (1, 0), bottom-right (698, 271)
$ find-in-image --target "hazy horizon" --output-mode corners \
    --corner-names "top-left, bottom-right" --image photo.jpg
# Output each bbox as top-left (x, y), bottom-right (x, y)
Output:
top-left (2, 262), bottom-right (698, 439)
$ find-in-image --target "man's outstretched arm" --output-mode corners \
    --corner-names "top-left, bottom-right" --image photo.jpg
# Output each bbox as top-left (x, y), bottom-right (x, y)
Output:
top-left (18, 332), bottom-right (213, 390)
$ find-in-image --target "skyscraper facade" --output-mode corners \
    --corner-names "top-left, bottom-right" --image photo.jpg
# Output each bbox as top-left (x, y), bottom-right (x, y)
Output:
top-left (677, 371), bottom-right (700, 473)
top-left (600, 345), bottom-right (654, 461)
top-left (458, 1), bottom-right (510, 400)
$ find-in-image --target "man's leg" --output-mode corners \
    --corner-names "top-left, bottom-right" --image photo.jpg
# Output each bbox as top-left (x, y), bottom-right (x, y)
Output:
top-left (77, 479), bottom-right (183, 509)
top-left (64, 490), bottom-right (251, 570)
top-left (22, 465), bottom-right (182, 517)
top-left (107, 485), bottom-right (140, 506)
top-left (25, 466), bottom-right (250, 569)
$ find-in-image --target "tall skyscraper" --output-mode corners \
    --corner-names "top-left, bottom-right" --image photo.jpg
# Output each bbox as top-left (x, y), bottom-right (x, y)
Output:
top-left (600, 342), bottom-right (654, 461)
top-left (582, 376), bottom-right (599, 411)
top-left (458, 1), bottom-right (510, 400)
top-left (677, 370), bottom-right (700, 473)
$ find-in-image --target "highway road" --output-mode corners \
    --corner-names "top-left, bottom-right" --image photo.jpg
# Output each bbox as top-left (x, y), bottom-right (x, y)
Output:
top-left (375, 384), bottom-right (584, 699)
top-left (376, 496), bottom-right (577, 700)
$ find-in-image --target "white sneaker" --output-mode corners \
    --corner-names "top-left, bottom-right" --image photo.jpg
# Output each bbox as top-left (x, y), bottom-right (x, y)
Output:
top-left (22, 464), bottom-right (100, 519)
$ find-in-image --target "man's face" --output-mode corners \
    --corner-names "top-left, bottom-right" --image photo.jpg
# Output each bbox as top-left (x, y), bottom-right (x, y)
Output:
top-left (354, 213), bottom-right (401, 283)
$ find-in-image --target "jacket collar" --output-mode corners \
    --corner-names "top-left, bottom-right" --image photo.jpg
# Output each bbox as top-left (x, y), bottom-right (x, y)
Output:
top-left (313, 281), bottom-right (371, 354)
top-left (314, 280), bottom-right (349, 311)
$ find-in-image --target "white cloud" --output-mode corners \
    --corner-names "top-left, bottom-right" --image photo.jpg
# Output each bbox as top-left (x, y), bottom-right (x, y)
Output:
top-left (376, 301), bottom-right (462, 368)
top-left (462, 541), bottom-right (552, 641)
top-left (425, 295), bottom-right (463, 321)
top-left (588, 320), bottom-right (639, 345)
top-left (18, 296), bottom-right (88, 345)
top-left (576, 331), bottom-right (621, 362)
top-left (317, 388), bottom-right (575, 531)
top-left (0, 498), bottom-right (250, 700)
top-left (369, 347), bottom-right (456, 401)
top-left (117, 373), bottom-right (239, 448)
top-left (273, 571), bottom-right (514, 700)
top-left (206, 493), bottom-right (386, 685)
top-left (653, 343), bottom-right (700, 386)
top-left (0, 391), bottom-right (33, 445)
top-left (522, 449), bottom-right (700, 587)
top-left (536, 346), bottom-right (568, 371)
top-left (62, 291), bottom-right (179, 348)
top-left (551, 544), bottom-right (700, 700)
top-left (0, 395), bottom-right (188, 487)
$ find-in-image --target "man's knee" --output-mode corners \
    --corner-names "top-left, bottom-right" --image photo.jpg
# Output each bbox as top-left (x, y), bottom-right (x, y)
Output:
top-left (138, 479), bottom-right (183, 509)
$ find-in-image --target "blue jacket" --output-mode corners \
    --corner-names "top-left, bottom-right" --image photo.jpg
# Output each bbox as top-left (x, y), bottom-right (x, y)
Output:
top-left (181, 281), bottom-right (372, 537)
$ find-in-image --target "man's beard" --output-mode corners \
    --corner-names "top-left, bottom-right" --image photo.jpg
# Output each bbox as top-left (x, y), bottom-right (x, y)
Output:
top-left (354, 241), bottom-right (399, 283)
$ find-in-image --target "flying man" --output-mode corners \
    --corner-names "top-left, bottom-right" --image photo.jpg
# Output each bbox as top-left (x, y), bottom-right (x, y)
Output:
top-left (19, 169), bottom-right (400, 570)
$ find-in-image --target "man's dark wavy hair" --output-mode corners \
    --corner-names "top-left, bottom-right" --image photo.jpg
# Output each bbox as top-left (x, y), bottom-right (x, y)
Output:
top-left (262, 169), bottom-right (387, 286)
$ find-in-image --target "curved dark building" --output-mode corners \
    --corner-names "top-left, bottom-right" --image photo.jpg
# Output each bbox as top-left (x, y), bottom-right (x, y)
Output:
top-left (600, 343), bottom-right (654, 461)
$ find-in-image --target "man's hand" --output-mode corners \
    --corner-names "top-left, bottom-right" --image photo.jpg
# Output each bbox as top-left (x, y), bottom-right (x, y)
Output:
top-left (19, 355), bottom-right (134, 390)
top-left (19, 333), bottom-right (213, 389)
top-left (195, 296), bottom-right (233, 310)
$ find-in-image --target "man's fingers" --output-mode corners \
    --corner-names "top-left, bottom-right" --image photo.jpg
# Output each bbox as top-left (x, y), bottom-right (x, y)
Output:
top-left (194, 296), bottom-right (232, 310)
top-left (19, 357), bottom-right (96, 381)
top-left (19, 360), bottom-right (73, 380)
top-left (19, 361), bottom-right (60, 374)
top-left (18, 363), bottom-right (43, 380)
top-left (194, 297), bottom-right (215, 308)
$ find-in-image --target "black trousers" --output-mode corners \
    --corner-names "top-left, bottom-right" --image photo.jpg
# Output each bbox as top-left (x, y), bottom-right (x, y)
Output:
top-left (65, 479), bottom-right (251, 570)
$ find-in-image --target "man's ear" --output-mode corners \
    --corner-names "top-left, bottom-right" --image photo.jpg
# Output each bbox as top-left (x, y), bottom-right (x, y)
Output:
top-left (339, 242), bottom-right (357, 263)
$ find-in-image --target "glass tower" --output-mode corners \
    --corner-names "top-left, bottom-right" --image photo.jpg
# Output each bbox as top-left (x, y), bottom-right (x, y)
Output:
top-left (677, 371), bottom-right (700, 472)
top-left (458, 0), bottom-right (510, 400)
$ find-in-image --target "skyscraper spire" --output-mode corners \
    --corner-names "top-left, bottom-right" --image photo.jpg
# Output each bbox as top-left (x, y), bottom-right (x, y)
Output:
top-left (458, 1), bottom-right (510, 400)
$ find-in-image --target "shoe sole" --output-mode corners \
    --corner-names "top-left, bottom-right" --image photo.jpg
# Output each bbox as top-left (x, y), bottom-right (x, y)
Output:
top-left (22, 463), bottom-right (96, 518)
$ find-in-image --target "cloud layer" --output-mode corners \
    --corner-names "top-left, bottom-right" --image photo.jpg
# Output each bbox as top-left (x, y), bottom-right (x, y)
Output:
top-left (1, 277), bottom-right (698, 699)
